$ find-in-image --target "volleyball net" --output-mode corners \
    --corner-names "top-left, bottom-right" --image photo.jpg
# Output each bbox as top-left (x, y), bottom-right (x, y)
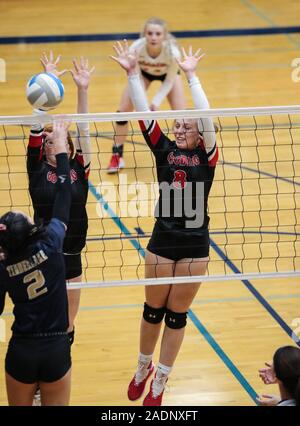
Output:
top-left (0, 106), bottom-right (299, 287)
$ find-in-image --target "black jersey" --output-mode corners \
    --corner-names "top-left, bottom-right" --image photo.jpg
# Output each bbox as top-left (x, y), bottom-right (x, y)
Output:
top-left (0, 218), bottom-right (68, 334)
top-left (139, 120), bottom-right (218, 232)
top-left (27, 130), bottom-right (89, 254)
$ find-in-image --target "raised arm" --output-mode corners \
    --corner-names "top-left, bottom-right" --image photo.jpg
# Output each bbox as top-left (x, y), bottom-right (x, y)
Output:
top-left (177, 47), bottom-right (218, 165)
top-left (27, 109), bottom-right (46, 177)
top-left (70, 57), bottom-right (95, 174)
top-left (44, 121), bottom-right (72, 227)
top-left (110, 40), bottom-right (170, 152)
top-left (27, 52), bottom-right (68, 176)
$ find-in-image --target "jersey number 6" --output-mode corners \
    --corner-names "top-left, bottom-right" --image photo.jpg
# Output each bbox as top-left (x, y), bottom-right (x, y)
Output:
top-left (23, 270), bottom-right (48, 300)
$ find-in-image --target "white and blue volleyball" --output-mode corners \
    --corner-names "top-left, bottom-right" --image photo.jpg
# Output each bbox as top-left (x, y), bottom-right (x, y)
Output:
top-left (26, 72), bottom-right (64, 110)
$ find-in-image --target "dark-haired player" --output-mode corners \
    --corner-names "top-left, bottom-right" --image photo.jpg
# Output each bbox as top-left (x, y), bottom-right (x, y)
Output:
top-left (27, 52), bottom-right (94, 346)
top-left (111, 42), bottom-right (218, 406)
top-left (0, 121), bottom-right (72, 406)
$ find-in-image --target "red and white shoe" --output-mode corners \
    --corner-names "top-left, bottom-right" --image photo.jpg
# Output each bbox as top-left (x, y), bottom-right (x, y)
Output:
top-left (107, 153), bottom-right (125, 174)
top-left (127, 361), bottom-right (155, 401)
top-left (143, 373), bottom-right (168, 406)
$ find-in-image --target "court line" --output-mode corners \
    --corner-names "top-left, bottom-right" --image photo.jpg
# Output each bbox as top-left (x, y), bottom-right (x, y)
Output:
top-left (210, 237), bottom-right (300, 347)
top-left (1, 26), bottom-right (300, 45)
top-left (240, 0), bottom-right (300, 49)
top-left (98, 135), bottom-right (300, 187)
top-left (85, 229), bottom-right (300, 242)
top-left (221, 161), bottom-right (300, 187)
top-left (88, 182), bottom-right (145, 258)
top-left (2, 293), bottom-right (300, 316)
top-left (86, 180), bottom-right (259, 404)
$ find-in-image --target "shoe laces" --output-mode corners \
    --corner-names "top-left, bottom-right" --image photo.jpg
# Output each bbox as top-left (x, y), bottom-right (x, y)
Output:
top-left (151, 373), bottom-right (168, 398)
top-left (134, 361), bottom-right (151, 385)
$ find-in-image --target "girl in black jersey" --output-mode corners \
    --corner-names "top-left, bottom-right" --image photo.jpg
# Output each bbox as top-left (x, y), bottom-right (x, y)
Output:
top-left (111, 42), bottom-right (218, 406)
top-left (0, 121), bottom-right (72, 406)
top-left (27, 52), bottom-right (94, 345)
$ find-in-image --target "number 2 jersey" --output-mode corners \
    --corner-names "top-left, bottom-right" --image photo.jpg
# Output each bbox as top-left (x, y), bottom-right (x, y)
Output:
top-left (27, 129), bottom-right (90, 254)
top-left (0, 219), bottom-right (69, 334)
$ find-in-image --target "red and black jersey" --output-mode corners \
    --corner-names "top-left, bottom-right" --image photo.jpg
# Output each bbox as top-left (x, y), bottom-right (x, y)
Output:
top-left (27, 130), bottom-right (89, 254)
top-left (139, 120), bottom-right (218, 232)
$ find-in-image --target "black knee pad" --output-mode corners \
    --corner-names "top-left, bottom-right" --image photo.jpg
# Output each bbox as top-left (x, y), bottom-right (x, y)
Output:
top-left (116, 111), bottom-right (128, 126)
top-left (143, 302), bottom-right (166, 324)
top-left (165, 308), bottom-right (187, 329)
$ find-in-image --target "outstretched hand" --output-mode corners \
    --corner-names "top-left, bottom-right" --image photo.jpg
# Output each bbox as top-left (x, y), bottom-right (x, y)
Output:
top-left (43, 120), bottom-right (70, 154)
top-left (70, 57), bottom-right (95, 90)
top-left (258, 362), bottom-right (277, 385)
top-left (176, 46), bottom-right (205, 76)
top-left (40, 50), bottom-right (68, 77)
top-left (110, 40), bottom-right (138, 74)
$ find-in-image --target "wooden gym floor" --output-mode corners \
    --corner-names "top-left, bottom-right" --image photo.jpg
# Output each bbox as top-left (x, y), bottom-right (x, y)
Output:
top-left (0, 0), bottom-right (299, 406)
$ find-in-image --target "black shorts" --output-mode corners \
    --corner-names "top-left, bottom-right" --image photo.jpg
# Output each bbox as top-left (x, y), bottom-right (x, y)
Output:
top-left (147, 221), bottom-right (209, 261)
top-left (64, 253), bottom-right (82, 280)
top-left (141, 69), bottom-right (181, 82)
top-left (5, 334), bottom-right (71, 384)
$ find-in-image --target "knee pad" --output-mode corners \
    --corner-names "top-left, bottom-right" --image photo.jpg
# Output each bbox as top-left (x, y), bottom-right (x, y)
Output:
top-left (143, 302), bottom-right (166, 324)
top-left (116, 111), bottom-right (128, 126)
top-left (165, 308), bottom-right (187, 329)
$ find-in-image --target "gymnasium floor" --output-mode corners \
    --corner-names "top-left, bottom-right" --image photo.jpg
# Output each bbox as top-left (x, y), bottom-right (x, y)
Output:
top-left (0, 0), bottom-right (299, 406)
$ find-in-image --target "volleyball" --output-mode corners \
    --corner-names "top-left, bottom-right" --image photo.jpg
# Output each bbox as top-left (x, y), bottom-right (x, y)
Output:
top-left (26, 72), bottom-right (64, 110)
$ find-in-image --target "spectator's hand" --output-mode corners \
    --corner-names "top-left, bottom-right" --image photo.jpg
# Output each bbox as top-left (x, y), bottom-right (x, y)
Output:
top-left (110, 40), bottom-right (138, 75)
top-left (176, 46), bottom-right (205, 76)
top-left (40, 51), bottom-right (68, 77)
top-left (259, 362), bottom-right (277, 384)
top-left (256, 394), bottom-right (280, 406)
top-left (70, 57), bottom-right (95, 90)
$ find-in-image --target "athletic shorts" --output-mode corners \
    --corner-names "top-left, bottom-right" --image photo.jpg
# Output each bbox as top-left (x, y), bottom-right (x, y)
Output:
top-left (5, 334), bottom-right (71, 384)
top-left (141, 69), bottom-right (181, 82)
top-left (147, 221), bottom-right (209, 261)
top-left (64, 253), bottom-right (82, 280)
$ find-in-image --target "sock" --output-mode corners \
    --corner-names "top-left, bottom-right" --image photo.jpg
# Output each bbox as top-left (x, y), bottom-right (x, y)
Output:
top-left (156, 362), bottom-right (172, 378)
top-left (68, 328), bottom-right (75, 346)
top-left (138, 352), bottom-right (153, 365)
top-left (135, 352), bottom-right (153, 384)
top-left (112, 144), bottom-right (124, 157)
top-left (151, 362), bottom-right (172, 397)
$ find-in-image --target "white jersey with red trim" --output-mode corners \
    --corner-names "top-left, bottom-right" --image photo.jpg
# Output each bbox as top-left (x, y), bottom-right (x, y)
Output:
top-left (130, 37), bottom-right (180, 77)
top-left (129, 38), bottom-right (181, 107)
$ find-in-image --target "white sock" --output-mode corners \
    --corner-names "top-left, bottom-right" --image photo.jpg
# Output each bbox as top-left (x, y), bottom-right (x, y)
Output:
top-left (156, 362), bottom-right (172, 377)
top-left (138, 352), bottom-right (153, 365)
top-left (152, 362), bottom-right (172, 397)
top-left (135, 352), bottom-right (153, 384)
